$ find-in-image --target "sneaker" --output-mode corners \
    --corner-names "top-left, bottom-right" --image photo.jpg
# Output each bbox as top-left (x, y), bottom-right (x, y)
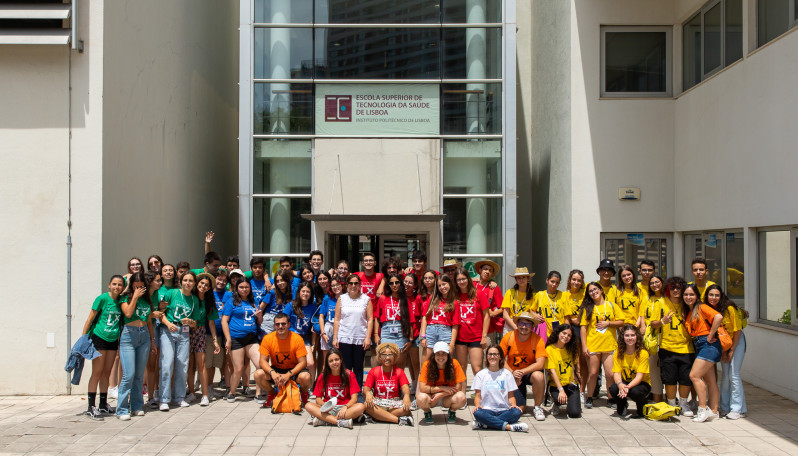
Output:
top-left (409, 399), bottom-right (418, 411)
top-left (398, 416), bottom-right (414, 426)
top-left (255, 394), bottom-right (267, 405)
top-left (551, 403), bottom-right (560, 416)
top-left (300, 391), bottom-right (309, 405)
top-left (692, 406), bottom-right (710, 423)
top-left (132, 410), bottom-right (145, 417)
top-left (679, 398), bottom-right (694, 417)
top-left (667, 398), bottom-right (677, 406)
top-left (265, 393), bottom-right (277, 408)
top-left (143, 384), bottom-right (147, 396)
top-left (179, 400), bottom-right (190, 408)
top-left (424, 411), bottom-right (434, 424)
top-left (709, 410), bottom-right (720, 421)
top-left (609, 400), bottom-right (617, 410)
top-left (337, 419), bottom-right (353, 429)
top-left (580, 392), bottom-right (586, 406)
top-left (108, 386), bottom-right (118, 399)
top-left (726, 411), bottom-right (742, 420)
top-left (117, 414), bottom-right (130, 421)
top-left (159, 403), bottom-right (169, 412)
top-left (312, 417), bottom-right (323, 427)
top-left (98, 404), bottom-right (115, 414)
top-left (243, 386), bottom-right (254, 397)
top-left (226, 393), bottom-right (236, 403)
top-left (185, 393), bottom-right (195, 403)
top-left (533, 406), bottom-right (546, 421)
top-left (447, 410), bottom-right (457, 424)
top-left (471, 420), bottom-right (487, 430)
top-left (200, 396), bottom-right (210, 407)
top-left (321, 398), bottom-right (337, 413)
top-left (585, 397), bottom-right (593, 409)
top-left (148, 396), bottom-right (159, 409)
top-left (86, 406), bottom-right (104, 421)
top-left (510, 422), bottom-right (529, 432)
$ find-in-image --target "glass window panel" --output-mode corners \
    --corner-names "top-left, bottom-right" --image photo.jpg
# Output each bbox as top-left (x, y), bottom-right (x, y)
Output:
top-left (700, 232), bottom-right (724, 286)
top-left (253, 197), bottom-right (312, 254)
top-left (443, 140), bottom-right (501, 194)
top-left (254, 140), bottom-right (312, 194)
top-left (604, 236), bottom-right (668, 278)
top-left (725, 0), bottom-right (744, 65)
top-left (725, 232), bottom-right (745, 306)
top-left (254, 28), bottom-right (314, 79)
top-left (684, 233), bottom-right (703, 275)
top-left (441, 83), bottom-right (502, 134)
top-left (605, 31), bottom-right (667, 93)
top-left (255, 0), bottom-right (313, 23)
top-left (683, 14), bottom-right (701, 91)
top-left (254, 83), bottom-right (313, 134)
top-left (758, 0), bottom-right (789, 47)
top-left (443, 0), bottom-right (502, 23)
top-left (316, 0), bottom-right (440, 24)
top-left (443, 197), bottom-right (502, 255)
top-left (758, 231), bottom-right (792, 323)
top-left (314, 28), bottom-right (440, 79)
top-left (260, 256), bottom-right (309, 278)
top-left (703, 3), bottom-right (722, 75)
top-left (442, 28), bottom-right (502, 79)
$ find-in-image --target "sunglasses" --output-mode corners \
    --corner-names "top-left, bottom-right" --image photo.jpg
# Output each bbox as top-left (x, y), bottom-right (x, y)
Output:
top-left (348, 282), bottom-right (360, 286)
top-left (389, 281), bottom-right (401, 286)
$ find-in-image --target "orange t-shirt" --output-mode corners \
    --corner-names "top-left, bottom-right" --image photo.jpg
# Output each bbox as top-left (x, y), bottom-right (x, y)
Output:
top-left (258, 331), bottom-right (308, 370)
top-left (500, 330), bottom-right (548, 370)
top-left (686, 304), bottom-right (721, 337)
top-left (418, 359), bottom-right (467, 387)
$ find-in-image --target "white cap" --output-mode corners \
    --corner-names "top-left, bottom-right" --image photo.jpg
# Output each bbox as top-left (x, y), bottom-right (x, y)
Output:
top-left (433, 341), bottom-right (450, 354)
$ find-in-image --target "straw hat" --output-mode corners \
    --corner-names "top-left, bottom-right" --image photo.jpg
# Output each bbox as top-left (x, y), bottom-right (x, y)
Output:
top-left (441, 259), bottom-right (461, 269)
top-left (474, 260), bottom-right (500, 279)
top-left (514, 311), bottom-right (536, 323)
top-left (509, 267), bottom-right (535, 278)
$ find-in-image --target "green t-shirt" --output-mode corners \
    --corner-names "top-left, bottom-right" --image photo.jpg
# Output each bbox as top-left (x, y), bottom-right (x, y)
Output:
top-left (122, 294), bottom-right (152, 325)
top-left (194, 295), bottom-right (220, 327)
top-left (190, 267), bottom-right (206, 276)
top-left (163, 289), bottom-right (201, 324)
top-left (90, 293), bottom-right (123, 342)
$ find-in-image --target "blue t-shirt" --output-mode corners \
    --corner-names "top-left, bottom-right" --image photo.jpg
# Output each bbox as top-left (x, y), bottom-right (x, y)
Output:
top-left (212, 290), bottom-right (228, 334)
top-left (262, 288), bottom-right (293, 316)
top-left (319, 295), bottom-right (337, 326)
top-left (251, 278), bottom-right (268, 302)
top-left (290, 276), bottom-right (302, 296)
top-left (285, 300), bottom-right (318, 336)
top-left (222, 297), bottom-right (259, 339)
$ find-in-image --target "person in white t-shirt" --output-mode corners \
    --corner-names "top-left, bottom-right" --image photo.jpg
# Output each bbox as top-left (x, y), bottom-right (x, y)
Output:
top-left (470, 344), bottom-right (528, 432)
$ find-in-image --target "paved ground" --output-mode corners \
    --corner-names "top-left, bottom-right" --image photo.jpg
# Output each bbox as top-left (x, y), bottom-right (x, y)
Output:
top-left (0, 381), bottom-right (796, 456)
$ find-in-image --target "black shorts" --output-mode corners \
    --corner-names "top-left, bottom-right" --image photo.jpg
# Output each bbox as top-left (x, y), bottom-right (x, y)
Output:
top-left (658, 349), bottom-right (694, 386)
top-left (455, 340), bottom-right (482, 348)
top-left (269, 366), bottom-right (309, 384)
top-left (90, 332), bottom-right (119, 351)
top-left (230, 332), bottom-right (259, 351)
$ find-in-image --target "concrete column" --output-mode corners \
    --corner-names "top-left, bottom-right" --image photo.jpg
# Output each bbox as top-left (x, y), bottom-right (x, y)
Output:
top-left (466, 0), bottom-right (487, 134)
top-left (270, 0), bottom-right (291, 133)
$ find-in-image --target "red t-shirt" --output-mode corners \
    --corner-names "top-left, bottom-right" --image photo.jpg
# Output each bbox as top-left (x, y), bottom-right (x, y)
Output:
top-left (364, 366), bottom-right (409, 399)
top-left (474, 280), bottom-right (505, 333)
top-left (456, 292), bottom-right (489, 343)
top-left (375, 295), bottom-right (402, 324)
top-left (424, 299), bottom-right (461, 327)
top-left (408, 295), bottom-right (424, 338)
top-left (356, 271), bottom-right (383, 304)
top-left (312, 370), bottom-right (361, 402)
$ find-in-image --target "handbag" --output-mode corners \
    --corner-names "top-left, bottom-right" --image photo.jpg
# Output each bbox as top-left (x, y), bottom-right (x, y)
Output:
top-left (643, 325), bottom-right (661, 354)
top-left (705, 318), bottom-right (733, 352)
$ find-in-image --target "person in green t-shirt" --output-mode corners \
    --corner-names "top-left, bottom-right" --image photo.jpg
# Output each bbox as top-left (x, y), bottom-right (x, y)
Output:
top-left (81, 275), bottom-right (125, 420)
top-left (186, 273), bottom-right (221, 406)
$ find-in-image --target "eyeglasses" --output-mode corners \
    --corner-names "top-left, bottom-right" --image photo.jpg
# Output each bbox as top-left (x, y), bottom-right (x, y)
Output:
top-left (380, 353), bottom-right (396, 358)
top-left (274, 322), bottom-right (288, 327)
top-left (363, 260), bottom-right (375, 263)
top-left (331, 283), bottom-right (342, 288)
top-left (389, 281), bottom-right (401, 286)
top-left (487, 353), bottom-right (501, 358)
top-left (517, 321), bottom-right (533, 328)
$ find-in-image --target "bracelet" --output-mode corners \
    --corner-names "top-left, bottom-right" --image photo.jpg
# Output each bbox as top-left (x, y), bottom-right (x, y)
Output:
top-left (558, 387), bottom-right (564, 391)
top-left (419, 335), bottom-right (426, 339)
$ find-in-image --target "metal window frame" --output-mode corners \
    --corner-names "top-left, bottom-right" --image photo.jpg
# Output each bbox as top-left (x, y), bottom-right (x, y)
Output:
top-left (755, 226), bottom-right (798, 328)
top-left (600, 232), bottom-right (674, 277)
top-left (600, 25), bottom-right (673, 98)
top-left (756, 0), bottom-right (798, 48)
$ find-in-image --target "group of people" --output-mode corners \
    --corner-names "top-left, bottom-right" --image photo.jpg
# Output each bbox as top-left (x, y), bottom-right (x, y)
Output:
top-left (78, 236), bottom-right (747, 430)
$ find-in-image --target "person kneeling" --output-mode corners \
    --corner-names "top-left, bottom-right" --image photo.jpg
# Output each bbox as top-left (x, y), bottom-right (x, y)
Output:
top-left (471, 344), bottom-right (528, 432)
top-left (363, 343), bottom-right (413, 426)
top-left (253, 313), bottom-right (313, 408)
top-left (608, 324), bottom-right (651, 418)
top-left (305, 348), bottom-right (365, 429)
top-left (416, 342), bottom-right (467, 424)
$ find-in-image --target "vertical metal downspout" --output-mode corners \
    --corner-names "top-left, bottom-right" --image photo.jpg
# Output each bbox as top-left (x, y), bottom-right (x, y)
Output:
top-left (66, 37), bottom-right (73, 395)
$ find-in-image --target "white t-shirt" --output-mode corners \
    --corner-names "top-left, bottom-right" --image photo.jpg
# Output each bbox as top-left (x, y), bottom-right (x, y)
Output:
top-left (471, 368), bottom-right (518, 411)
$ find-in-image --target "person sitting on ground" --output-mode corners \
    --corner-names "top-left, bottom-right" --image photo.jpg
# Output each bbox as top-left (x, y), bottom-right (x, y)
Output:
top-left (254, 313), bottom-right (312, 408)
top-left (500, 311), bottom-right (548, 421)
top-left (305, 348), bottom-right (365, 429)
top-left (471, 344), bottom-right (528, 432)
top-left (415, 342), bottom-right (467, 424)
top-left (362, 342), bottom-right (414, 426)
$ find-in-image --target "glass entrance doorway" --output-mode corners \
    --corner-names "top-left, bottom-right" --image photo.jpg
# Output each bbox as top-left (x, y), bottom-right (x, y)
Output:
top-left (328, 234), bottom-right (428, 271)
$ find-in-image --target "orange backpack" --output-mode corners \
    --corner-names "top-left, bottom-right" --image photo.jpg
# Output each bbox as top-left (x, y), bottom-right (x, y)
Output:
top-left (271, 380), bottom-right (302, 414)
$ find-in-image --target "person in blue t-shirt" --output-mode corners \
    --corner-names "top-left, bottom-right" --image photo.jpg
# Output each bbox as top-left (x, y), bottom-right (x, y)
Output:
top-left (221, 280), bottom-right (263, 403)
top-left (319, 277), bottom-right (343, 362)
top-left (248, 257), bottom-right (272, 302)
top-left (285, 281), bottom-right (318, 379)
top-left (260, 270), bottom-right (294, 335)
top-left (208, 270), bottom-right (230, 392)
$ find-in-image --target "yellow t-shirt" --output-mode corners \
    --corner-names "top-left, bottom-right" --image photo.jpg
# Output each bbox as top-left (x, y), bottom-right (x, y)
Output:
top-left (721, 308), bottom-right (742, 335)
top-left (642, 296), bottom-right (664, 327)
top-left (545, 345), bottom-right (576, 386)
top-left (654, 298), bottom-right (694, 354)
top-left (636, 282), bottom-right (650, 303)
top-left (563, 289), bottom-right (585, 319)
top-left (579, 300), bottom-right (618, 353)
top-left (613, 350), bottom-right (650, 384)
top-left (689, 280), bottom-right (717, 302)
top-left (531, 290), bottom-right (566, 337)
top-left (616, 289), bottom-right (641, 325)
top-left (501, 288), bottom-right (535, 320)
top-left (600, 284), bottom-right (620, 305)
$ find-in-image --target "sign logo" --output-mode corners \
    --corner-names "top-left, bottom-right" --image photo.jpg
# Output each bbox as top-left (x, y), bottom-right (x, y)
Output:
top-left (325, 95), bottom-right (352, 122)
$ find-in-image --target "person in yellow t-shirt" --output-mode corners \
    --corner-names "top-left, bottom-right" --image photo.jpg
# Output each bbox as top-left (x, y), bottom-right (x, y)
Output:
top-left (531, 271), bottom-right (566, 338)
top-left (501, 268), bottom-right (538, 334)
top-left (640, 275), bottom-right (665, 402)
top-left (616, 265), bottom-right (643, 330)
top-left (689, 258), bottom-right (717, 301)
top-left (562, 269), bottom-right (588, 400)
top-left (609, 324), bottom-right (651, 417)
top-left (596, 259), bottom-right (619, 305)
top-left (545, 324), bottom-right (581, 418)
top-left (579, 282), bottom-right (623, 409)
top-left (636, 260), bottom-right (656, 303)
top-left (705, 285), bottom-right (747, 419)
top-left (649, 277), bottom-right (695, 415)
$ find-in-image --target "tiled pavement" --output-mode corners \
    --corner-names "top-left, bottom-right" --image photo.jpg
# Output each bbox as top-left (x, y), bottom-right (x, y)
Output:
top-left (0, 382), bottom-right (796, 456)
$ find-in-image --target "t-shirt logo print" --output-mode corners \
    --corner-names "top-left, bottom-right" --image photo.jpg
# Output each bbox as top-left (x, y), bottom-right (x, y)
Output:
top-left (512, 354), bottom-right (528, 368)
top-left (174, 305), bottom-right (192, 320)
top-left (107, 312), bottom-right (121, 326)
top-left (432, 307), bottom-right (448, 321)
top-left (376, 380), bottom-right (396, 397)
top-left (387, 304), bottom-right (400, 321)
top-left (559, 360), bottom-right (572, 376)
top-left (461, 303), bottom-right (475, 321)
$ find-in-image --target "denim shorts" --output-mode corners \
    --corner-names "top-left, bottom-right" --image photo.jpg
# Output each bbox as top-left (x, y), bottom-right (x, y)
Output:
top-left (425, 324), bottom-right (452, 347)
top-left (380, 321), bottom-right (408, 347)
top-left (694, 335), bottom-right (722, 363)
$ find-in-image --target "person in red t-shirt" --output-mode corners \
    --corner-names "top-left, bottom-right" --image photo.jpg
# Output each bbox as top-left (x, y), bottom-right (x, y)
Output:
top-left (416, 342), bottom-right (467, 424)
top-left (419, 275), bottom-right (461, 369)
top-left (402, 273), bottom-right (424, 389)
top-left (473, 260), bottom-right (504, 342)
top-left (305, 348), bottom-right (365, 428)
top-left (363, 343), bottom-right (413, 426)
top-left (373, 274), bottom-right (414, 367)
top-left (404, 250), bottom-right (431, 284)
top-left (454, 268), bottom-right (490, 376)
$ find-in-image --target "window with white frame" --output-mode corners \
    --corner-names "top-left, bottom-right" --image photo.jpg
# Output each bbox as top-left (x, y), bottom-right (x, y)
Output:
top-left (757, 228), bottom-right (797, 326)
top-left (757, 0), bottom-right (798, 47)
top-left (684, 231), bottom-right (745, 307)
top-left (600, 26), bottom-right (672, 97)
top-left (683, 0), bottom-right (743, 91)
top-left (601, 233), bottom-right (672, 279)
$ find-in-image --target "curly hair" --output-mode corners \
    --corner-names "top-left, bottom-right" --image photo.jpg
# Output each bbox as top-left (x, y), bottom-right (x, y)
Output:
top-left (616, 324), bottom-right (644, 361)
top-left (425, 353), bottom-right (456, 386)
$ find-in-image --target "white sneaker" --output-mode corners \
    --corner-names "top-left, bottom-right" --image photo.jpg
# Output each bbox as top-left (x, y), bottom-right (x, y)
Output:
top-left (200, 396), bottom-right (210, 407)
top-left (132, 410), bottom-right (145, 417)
top-left (580, 392), bottom-right (586, 406)
top-left (337, 419), bottom-right (353, 429)
top-left (398, 416), bottom-right (414, 426)
top-left (108, 386), bottom-right (118, 399)
top-left (185, 393), bottom-right (196, 403)
top-left (179, 400), bottom-right (190, 408)
top-left (533, 406), bottom-right (546, 421)
top-left (667, 398), bottom-right (677, 406)
top-left (312, 417), bottom-right (323, 427)
top-left (709, 410), bottom-right (720, 421)
top-left (692, 406), bottom-right (710, 423)
top-left (679, 398), bottom-right (694, 417)
top-left (116, 414), bottom-right (130, 421)
top-left (321, 397), bottom-right (337, 413)
top-left (471, 420), bottom-right (487, 430)
top-left (410, 399), bottom-right (418, 411)
top-left (726, 411), bottom-right (742, 420)
top-left (159, 402), bottom-right (169, 411)
top-left (510, 422), bottom-right (529, 432)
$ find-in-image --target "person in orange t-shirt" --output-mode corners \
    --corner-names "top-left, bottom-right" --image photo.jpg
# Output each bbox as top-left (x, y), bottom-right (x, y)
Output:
top-left (683, 285), bottom-right (723, 423)
top-left (415, 342), bottom-right (467, 424)
top-left (499, 312), bottom-right (548, 420)
top-left (254, 313), bottom-right (310, 407)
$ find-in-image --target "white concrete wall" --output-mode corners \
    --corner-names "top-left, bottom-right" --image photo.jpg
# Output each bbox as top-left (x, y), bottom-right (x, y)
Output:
top-left (0, 1), bottom-right (105, 394)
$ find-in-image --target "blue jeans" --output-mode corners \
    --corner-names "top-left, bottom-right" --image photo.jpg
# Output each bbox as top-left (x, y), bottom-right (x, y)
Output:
top-left (425, 324), bottom-right (452, 346)
top-left (380, 321), bottom-right (408, 347)
top-left (720, 331), bottom-right (747, 414)
top-left (117, 326), bottom-right (151, 416)
top-left (159, 326), bottom-right (190, 404)
top-left (473, 407), bottom-right (522, 430)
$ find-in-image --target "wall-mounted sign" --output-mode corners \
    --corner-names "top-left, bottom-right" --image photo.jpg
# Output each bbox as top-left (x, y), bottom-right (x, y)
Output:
top-left (315, 84), bottom-right (439, 136)
top-left (626, 233), bottom-right (645, 246)
top-left (619, 187), bottom-right (641, 201)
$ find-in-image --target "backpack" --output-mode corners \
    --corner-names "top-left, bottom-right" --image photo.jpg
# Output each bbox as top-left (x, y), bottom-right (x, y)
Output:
top-left (642, 402), bottom-right (681, 421)
top-left (643, 325), bottom-right (661, 354)
top-left (271, 380), bottom-right (302, 414)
